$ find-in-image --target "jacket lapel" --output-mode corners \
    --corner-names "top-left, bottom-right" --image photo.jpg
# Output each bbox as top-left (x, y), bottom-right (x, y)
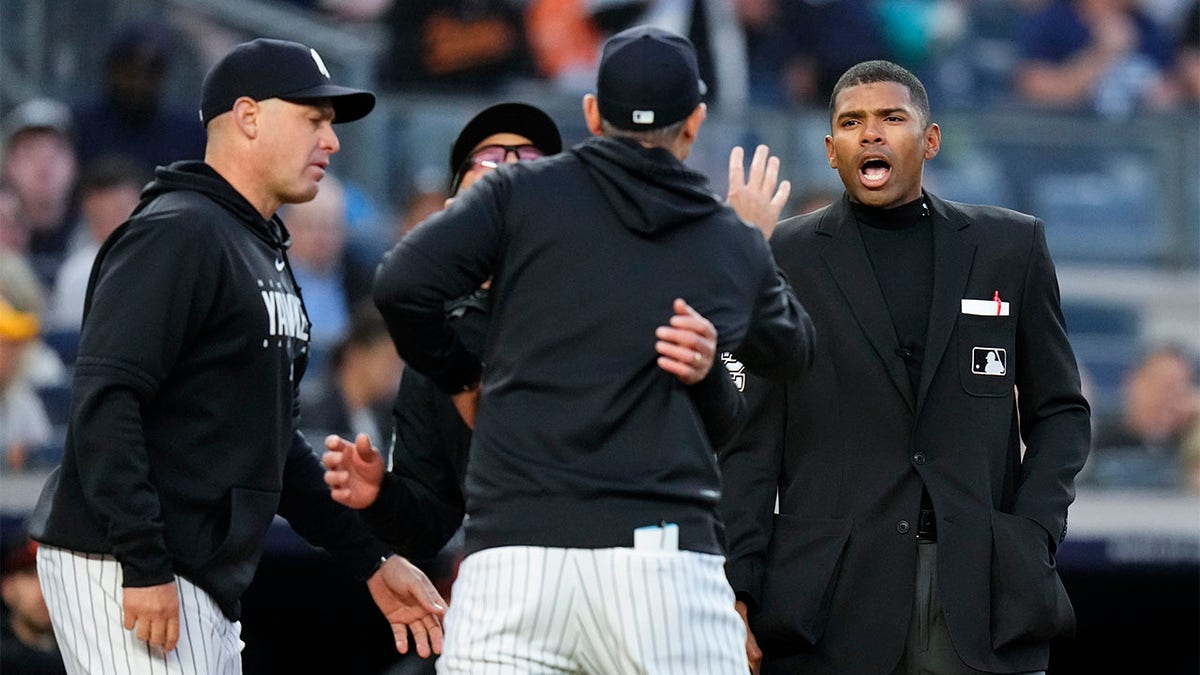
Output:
top-left (917, 194), bottom-right (977, 413)
top-left (817, 196), bottom-right (916, 413)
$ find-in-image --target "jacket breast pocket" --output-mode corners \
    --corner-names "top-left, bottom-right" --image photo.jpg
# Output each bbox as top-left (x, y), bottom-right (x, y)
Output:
top-left (958, 315), bottom-right (1015, 398)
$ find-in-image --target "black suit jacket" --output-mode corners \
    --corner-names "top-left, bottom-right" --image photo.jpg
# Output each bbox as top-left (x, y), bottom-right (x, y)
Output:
top-left (719, 193), bottom-right (1091, 674)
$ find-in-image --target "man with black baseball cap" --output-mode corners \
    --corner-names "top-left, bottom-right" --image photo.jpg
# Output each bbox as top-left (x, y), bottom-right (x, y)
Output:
top-left (372, 24), bottom-right (813, 674)
top-left (31, 38), bottom-right (446, 674)
top-left (198, 38), bottom-right (375, 126)
top-left (447, 102), bottom-right (561, 193)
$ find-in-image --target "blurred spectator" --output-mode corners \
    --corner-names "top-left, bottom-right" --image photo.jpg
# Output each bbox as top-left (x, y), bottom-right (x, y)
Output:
top-left (301, 302), bottom-right (402, 445)
top-left (47, 157), bottom-right (147, 332)
top-left (1176, 0), bottom-right (1200, 105)
top-left (72, 20), bottom-right (207, 173)
top-left (275, 0), bottom-right (394, 21)
top-left (379, 0), bottom-right (535, 92)
top-left (1182, 411), bottom-right (1200, 490)
top-left (280, 173), bottom-right (359, 353)
top-left (876, 0), bottom-right (970, 68)
top-left (785, 187), bottom-right (838, 218)
top-left (0, 251), bottom-right (53, 471)
top-left (398, 187), bottom-right (449, 237)
top-left (742, 0), bottom-right (887, 107)
top-left (1015, 0), bottom-right (1180, 116)
top-left (0, 536), bottom-right (66, 675)
top-left (1094, 344), bottom-right (1200, 455)
top-left (0, 182), bottom-right (23, 252)
top-left (525, 0), bottom-right (603, 93)
top-left (319, 0), bottom-right (395, 22)
top-left (1, 98), bottom-right (80, 283)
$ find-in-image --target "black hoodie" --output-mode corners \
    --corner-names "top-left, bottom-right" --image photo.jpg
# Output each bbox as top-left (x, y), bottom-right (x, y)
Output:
top-left (30, 161), bottom-right (389, 620)
top-left (374, 136), bottom-right (814, 556)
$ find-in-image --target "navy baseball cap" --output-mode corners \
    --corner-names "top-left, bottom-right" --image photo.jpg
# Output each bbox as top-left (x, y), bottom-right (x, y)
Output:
top-left (596, 25), bottom-right (706, 131)
top-left (449, 102), bottom-right (562, 182)
top-left (199, 38), bottom-right (375, 126)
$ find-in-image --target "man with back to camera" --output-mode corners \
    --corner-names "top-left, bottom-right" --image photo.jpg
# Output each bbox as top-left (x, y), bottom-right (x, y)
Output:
top-left (719, 60), bottom-right (1091, 674)
top-left (28, 38), bottom-right (446, 675)
top-left (322, 100), bottom-right (772, 561)
top-left (371, 25), bottom-right (814, 674)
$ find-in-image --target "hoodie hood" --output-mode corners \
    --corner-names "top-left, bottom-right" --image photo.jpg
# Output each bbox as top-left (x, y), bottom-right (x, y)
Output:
top-left (572, 136), bottom-right (723, 234)
top-left (138, 160), bottom-right (290, 251)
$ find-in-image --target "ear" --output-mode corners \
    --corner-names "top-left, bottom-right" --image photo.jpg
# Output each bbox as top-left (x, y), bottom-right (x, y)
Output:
top-left (824, 135), bottom-right (837, 169)
top-left (683, 102), bottom-right (706, 142)
top-left (0, 575), bottom-right (15, 605)
top-left (923, 123), bottom-right (941, 161)
top-left (582, 94), bottom-right (603, 137)
top-left (232, 97), bottom-right (260, 139)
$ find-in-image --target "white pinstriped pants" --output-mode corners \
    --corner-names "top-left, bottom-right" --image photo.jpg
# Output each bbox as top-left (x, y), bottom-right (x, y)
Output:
top-left (438, 546), bottom-right (749, 675)
top-left (37, 545), bottom-right (243, 675)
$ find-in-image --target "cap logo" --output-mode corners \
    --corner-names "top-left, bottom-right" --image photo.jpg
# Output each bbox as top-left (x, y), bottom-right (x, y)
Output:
top-left (310, 48), bottom-right (330, 79)
top-left (632, 110), bottom-right (655, 125)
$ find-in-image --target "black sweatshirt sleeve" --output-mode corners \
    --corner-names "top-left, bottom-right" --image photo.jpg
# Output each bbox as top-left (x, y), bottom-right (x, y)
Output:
top-left (358, 370), bottom-right (466, 558)
top-left (685, 359), bottom-right (748, 449)
top-left (716, 370), bottom-right (787, 611)
top-left (736, 261), bottom-right (816, 380)
top-left (68, 217), bottom-right (220, 587)
top-left (373, 176), bottom-right (507, 394)
top-left (277, 430), bottom-right (392, 580)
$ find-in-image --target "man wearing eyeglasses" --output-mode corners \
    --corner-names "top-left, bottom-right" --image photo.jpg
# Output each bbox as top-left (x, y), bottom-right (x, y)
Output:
top-left (370, 25), bottom-right (813, 674)
top-left (322, 102), bottom-right (568, 576)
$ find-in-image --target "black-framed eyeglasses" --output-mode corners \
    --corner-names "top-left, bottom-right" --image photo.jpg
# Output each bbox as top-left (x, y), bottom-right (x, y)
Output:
top-left (462, 144), bottom-right (545, 172)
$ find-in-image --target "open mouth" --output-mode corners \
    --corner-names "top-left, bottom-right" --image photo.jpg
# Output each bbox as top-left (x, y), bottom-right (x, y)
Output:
top-left (859, 158), bottom-right (891, 187)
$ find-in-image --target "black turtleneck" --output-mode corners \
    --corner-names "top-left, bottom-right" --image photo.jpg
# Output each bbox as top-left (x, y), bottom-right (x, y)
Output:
top-left (853, 195), bottom-right (933, 397)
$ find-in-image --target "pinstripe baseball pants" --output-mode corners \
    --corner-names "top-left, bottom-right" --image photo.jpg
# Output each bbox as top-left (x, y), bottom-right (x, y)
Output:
top-left (37, 545), bottom-right (243, 675)
top-left (438, 546), bottom-right (749, 675)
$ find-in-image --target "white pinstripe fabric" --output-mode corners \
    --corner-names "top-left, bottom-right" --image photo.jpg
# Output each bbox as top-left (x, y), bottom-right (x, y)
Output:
top-left (37, 545), bottom-right (243, 675)
top-left (438, 546), bottom-right (748, 675)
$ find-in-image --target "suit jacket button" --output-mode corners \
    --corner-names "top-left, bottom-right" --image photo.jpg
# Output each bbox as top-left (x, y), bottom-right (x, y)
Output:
top-left (896, 520), bottom-right (911, 534)
top-left (912, 452), bottom-right (927, 465)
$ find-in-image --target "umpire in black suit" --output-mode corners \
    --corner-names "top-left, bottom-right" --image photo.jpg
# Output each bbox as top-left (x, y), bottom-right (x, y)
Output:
top-left (719, 60), bottom-right (1090, 674)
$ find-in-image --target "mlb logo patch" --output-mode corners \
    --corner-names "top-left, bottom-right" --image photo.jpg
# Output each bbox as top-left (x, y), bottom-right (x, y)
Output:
top-left (971, 347), bottom-right (1007, 376)
top-left (721, 353), bottom-right (746, 391)
top-left (632, 109), bottom-right (655, 125)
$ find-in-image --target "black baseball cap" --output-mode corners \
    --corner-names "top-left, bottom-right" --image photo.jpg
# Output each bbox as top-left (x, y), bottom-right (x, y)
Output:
top-left (449, 102), bottom-right (562, 189)
top-left (199, 38), bottom-right (375, 126)
top-left (596, 25), bottom-right (706, 131)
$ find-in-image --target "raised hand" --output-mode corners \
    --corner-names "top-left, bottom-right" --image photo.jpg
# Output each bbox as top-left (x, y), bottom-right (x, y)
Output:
top-left (727, 144), bottom-right (790, 241)
top-left (366, 555), bottom-right (448, 657)
top-left (322, 433), bottom-right (385, 509)
top-left (656, 298), bottom-right (717, 385)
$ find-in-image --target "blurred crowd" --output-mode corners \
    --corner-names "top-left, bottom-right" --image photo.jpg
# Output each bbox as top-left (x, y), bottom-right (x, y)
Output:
top-left (2, 0), bottom-right (1199, 491)
top-left (0, 4), bottom-right (1197, 673)
top-left (303, 0), bottom-right (1200, 116)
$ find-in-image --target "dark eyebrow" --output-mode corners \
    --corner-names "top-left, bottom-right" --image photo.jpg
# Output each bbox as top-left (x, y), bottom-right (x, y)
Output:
top-left (835, 109), bottom-right (865, 123)
top-left (836, 106), bottom-right (911, 123)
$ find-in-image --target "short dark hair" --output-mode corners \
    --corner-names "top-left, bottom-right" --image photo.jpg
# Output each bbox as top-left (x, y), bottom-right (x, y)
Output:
top-left (829, 60), bottom-right (931, 128)
top-left (330, 301), bottom-right (391, 370)
top-left (79, 155), bottom-right (149, 196)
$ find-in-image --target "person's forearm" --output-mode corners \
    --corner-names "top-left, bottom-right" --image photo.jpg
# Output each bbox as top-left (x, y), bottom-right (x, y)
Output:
top-left (70, 373), bottom-right (173, 586)
top-left (279, 432), bottom-right (392, 579)
top-left (361, 473), bottom-right (463, 559)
